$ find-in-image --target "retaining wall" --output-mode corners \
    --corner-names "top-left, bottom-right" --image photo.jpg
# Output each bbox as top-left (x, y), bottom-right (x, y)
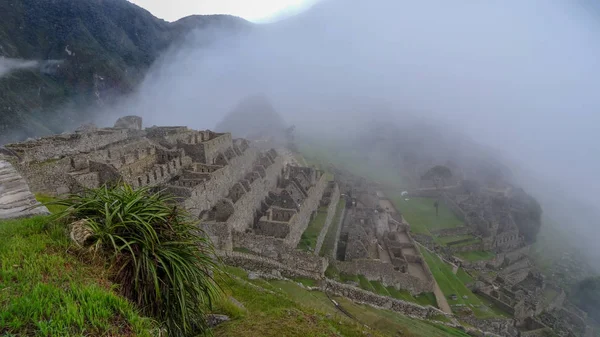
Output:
top-left (333, 259), bottom-right (433, 294)
top-left (323, 279), bottom-right (448, 320)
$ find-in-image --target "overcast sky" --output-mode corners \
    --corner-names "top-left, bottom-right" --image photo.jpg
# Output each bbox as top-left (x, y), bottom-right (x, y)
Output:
top-left (128, 0), bottom-right (317, 22)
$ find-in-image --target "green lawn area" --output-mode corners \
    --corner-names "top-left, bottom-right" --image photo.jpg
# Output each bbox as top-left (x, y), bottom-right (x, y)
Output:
top-left (319, 198), bottom-right (346, 257)
top-left (437, 235), bottom-right (475, 245)
top-left (297, 207), bottom-right (329, 251)
top-left (456, 268), bottom-right (475, 285)
top-left (216, 266), bottom-right (472, 337)
top-left (391, 197), bottom-right (463, 236)
top-left (0, 216), bottom-right (157, 336)
top-left (455, 250), bottom-right (496, 262)
top-left (419, 246), bottom-right (503, 318)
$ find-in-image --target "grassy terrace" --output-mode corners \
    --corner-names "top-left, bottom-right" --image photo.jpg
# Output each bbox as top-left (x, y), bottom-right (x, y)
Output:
top-left (319, 198), bottom-right (346, 257)
top-left (390, 196), bottom-right (464, 236)
top-left (218, 266), bottom-right (469, 337)
top-left (297, 207), bottom-right (329, 252)
top-left (419, 246), bottom-right (510, 318)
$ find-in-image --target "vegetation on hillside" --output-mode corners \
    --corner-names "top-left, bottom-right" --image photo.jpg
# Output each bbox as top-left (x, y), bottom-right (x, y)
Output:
top-left (571, 276), bottom-right (600, 322)
top-left (0, 0), bottom-right (249, 143)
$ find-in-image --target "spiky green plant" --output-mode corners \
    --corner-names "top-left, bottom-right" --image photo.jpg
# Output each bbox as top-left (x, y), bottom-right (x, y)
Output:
top-left (50, 184), bottom-right (221, 337)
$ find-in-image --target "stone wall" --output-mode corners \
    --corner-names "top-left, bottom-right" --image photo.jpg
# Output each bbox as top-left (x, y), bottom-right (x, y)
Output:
top-left (232, 231), bottom-right (328, 276)
top-left (218, 250), bottom-right (324, 279)
top-left (5, 128), bottom-right (139, 163)
top-left (314, 183), bottom-right (340, 256)
top-left (475, 290), bottom-right (516, 315)
top-left (461, 316), bottom-right (518, 337)
top-left (184, 147), bottom-right (259, 216)
top-left (323, 279), bottom-right (448, 320)
top-left (333, 259), bottom-right (433, 294)
top-left (227, 156), bottom-right (283, 232)
top-left (520, 328), bottom-right (554, 337)
top-left (283, 173), bottom-right (328, 247)
top-left (0, 159), bottom-right (49, 219)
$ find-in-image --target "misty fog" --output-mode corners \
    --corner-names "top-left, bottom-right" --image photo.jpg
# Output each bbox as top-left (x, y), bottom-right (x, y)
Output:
top-left (97, 1), bottom-right (600, 263)
top-left (0, 57), bottom-right (39, 78)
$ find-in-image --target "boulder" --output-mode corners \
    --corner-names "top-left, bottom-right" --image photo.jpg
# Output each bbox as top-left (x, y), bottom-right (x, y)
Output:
top-left (0, 160), bottom-right (49, 219)
top-left (114, 115), bottom-right (142, 130)
top-left (206, 314), bottom-right (230, 328)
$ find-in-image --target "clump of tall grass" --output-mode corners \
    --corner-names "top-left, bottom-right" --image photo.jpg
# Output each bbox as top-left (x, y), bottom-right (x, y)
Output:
top-left (50, 184), bottom-right (221, 336)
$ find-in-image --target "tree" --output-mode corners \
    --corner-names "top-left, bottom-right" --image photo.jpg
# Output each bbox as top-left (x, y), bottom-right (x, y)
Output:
top-left (422, 165), bottom-right (452, 217)
top-left (422, 165), bottom-right (453, 190)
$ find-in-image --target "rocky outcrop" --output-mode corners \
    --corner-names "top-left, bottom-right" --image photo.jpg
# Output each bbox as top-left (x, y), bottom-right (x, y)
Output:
top-left (0, 159), bottom-right (49, 219)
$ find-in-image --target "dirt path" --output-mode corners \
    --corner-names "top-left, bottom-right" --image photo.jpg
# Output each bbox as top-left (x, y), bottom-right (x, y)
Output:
top-left (415, 242), bottom-right (453, 314)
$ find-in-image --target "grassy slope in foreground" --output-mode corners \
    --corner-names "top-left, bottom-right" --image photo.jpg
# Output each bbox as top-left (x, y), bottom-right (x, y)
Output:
top-left (0, 216), bottom-right (157, 336)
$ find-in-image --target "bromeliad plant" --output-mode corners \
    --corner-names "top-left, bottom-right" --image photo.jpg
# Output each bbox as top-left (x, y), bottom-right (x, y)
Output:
top-left (50, 184), bottom-right (221, 337)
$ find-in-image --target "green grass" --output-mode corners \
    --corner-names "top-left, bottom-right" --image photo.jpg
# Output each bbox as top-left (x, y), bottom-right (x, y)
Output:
top-left (293, 277), bottom-right (318, 287)
top-left (391, 197), bottom-right (463, 236)
top-left (297, 208), bottom-right (329, 252)
top-left (0, 216), bottom-right (157, 336)
top-left (386, 286), bottom-right (438, 307)
top-left (35, 193), bottom-right (67, 214)
top-left (419, 246), bottom-right (502, 318)
top-left (455, 250), bottom-right (496, 262)
top-left (335, 297), bottom-right (471, 337)
top-left (456, 269), bottom-right (475, 285)
top-left (319, 198), bottom-right (346, 257)
top-left (371, 281), bottom-right (392, 296)
top-left (447, 238), bottom-right (481, 248)
top-left (358, 275), bottom-right (376, 292)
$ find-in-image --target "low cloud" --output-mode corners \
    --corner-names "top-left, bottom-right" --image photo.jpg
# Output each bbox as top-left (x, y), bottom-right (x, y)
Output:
top-left (0, 57), bottom-right (39, 78)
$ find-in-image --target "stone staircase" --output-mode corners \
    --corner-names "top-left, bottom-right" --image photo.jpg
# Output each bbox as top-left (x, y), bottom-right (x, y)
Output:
top-left (0, 159), bottom-right (49, 219)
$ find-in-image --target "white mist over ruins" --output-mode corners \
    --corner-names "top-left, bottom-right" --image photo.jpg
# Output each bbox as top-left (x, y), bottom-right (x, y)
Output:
top-left (96, 0), bottom-right (600, 263)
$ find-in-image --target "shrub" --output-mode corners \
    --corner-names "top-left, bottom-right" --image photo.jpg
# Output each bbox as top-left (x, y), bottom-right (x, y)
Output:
top-left (50, 184), bottom-right (221, 336)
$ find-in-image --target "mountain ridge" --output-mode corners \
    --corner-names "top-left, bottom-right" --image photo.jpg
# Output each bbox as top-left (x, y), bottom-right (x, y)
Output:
top-left (0, 0), bottom-right (250, 144)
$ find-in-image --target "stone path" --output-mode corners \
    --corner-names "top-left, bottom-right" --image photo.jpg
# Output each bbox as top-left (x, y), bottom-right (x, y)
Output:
top-left (0, 159), bottom-right (49, 219)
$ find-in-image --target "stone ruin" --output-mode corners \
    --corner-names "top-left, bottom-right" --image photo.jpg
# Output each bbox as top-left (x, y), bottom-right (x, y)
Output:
top-left (330, 166), bottom-right (436, 295)
top-left (1, 116), bottom-right (332, 276)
